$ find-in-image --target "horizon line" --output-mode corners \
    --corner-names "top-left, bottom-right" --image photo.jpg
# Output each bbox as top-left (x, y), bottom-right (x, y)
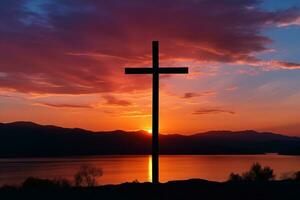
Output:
top-left (1, 120), bottom-right (298, 137)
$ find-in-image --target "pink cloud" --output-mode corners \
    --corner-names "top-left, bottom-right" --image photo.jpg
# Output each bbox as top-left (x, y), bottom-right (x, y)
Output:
top-left (269, 61), bottom-right (300, 70)
top-left (226, 86), bottom-right (239, 91)
top-left (278, 16), bottom-right (300, 27)
top-left (0, 0), bottom-right (299, 94)
top-left (103, 95), bottom-right (132, 106)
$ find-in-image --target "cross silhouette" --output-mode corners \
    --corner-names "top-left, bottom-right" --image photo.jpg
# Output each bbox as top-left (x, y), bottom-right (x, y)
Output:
top-left (125, 41), bottom-right (188, 184)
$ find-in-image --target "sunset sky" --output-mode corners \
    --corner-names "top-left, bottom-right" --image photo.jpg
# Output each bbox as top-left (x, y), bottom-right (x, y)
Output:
top-left (1, 0), bottom-right (300, 136)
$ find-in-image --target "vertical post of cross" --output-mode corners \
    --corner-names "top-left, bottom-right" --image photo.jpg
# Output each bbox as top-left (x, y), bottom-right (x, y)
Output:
top-left (124, 41), bottom-right (188, 184)
top-left (152, 41), bottom-right (159, 184)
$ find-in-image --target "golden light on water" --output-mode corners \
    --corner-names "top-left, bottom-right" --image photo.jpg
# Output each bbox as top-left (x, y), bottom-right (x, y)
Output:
top-left (148, 155), bottom-right (152, 182)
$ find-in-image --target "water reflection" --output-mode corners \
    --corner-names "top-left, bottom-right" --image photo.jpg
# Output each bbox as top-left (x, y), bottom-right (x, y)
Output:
top-left (0, 155), bottom-right (300, 186)
top-left (148, 155), bottom-right (152, 182)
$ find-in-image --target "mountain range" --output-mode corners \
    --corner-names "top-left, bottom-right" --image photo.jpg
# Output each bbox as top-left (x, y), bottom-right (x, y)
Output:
top-left (0, 121), bottom-right (300, 157)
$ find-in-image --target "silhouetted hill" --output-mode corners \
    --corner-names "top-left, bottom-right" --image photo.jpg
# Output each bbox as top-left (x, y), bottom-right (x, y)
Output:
top-left (0, 122), bottom-right (300, 157)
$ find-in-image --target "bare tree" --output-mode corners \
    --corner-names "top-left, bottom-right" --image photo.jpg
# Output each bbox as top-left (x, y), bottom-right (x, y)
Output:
top-left (74, 165), bottom-right (103, 187)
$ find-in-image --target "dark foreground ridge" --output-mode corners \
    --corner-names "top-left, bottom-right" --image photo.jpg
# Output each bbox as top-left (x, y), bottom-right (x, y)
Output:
top-left (1, 179), bottom-right (300, 200)
top-left (1, 121), bottom-right (300, 157)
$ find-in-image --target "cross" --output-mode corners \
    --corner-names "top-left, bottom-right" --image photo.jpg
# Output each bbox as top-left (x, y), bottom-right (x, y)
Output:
top-left (125, 41), bottom-right (188, 184)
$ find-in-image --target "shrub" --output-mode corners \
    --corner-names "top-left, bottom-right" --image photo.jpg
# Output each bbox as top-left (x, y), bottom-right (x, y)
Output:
top-left (280, 171), bottom-right (300, 181)
top-left (132, 179), bottom-right (140, 183)
top-left (74, 165), bottom-right (103, 187)
top-left (228, 173), bottom-right (243, 182)
top-left (294, 171), bottom-right (300, 181)
top-left (228, 162), bottom-right (275, 182)
top-left (242, 162), bottom-right (275, 181)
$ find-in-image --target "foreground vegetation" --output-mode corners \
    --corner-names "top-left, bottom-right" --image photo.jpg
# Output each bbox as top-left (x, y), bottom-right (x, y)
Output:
top-left (228, 162), bottom-right (300, 181)
top-left (0, 163), bottom-right (299, 200)
top-left (1, 179), bottom-right (299, 200)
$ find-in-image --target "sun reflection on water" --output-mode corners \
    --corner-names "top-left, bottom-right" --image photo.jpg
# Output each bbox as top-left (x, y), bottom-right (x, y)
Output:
top-left (148, 155), bottom-right (152, 182)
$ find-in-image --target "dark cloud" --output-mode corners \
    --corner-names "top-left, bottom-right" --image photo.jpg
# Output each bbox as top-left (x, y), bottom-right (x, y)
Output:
top-left (183, 91), bottom-right (216, 98)
top-left (184, 92), bottom-right (199, 99)
top-left (0, 0), bottom-right (299, 94)
top-left (193, 108), bottom-right (235, 115)
top-left (103, 95), bottom-right (132, 106)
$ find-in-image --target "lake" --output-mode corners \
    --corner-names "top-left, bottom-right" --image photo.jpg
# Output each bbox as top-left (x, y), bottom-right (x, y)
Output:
top-left (0, 155), bottom-right (300, 186)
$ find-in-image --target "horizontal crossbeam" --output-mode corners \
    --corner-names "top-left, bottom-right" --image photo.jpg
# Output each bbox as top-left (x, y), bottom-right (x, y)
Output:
top-left (125, 68), bottom-right (153, 74)
top-left (159, 67), bottom-right (188, 74)
top-left (125, 67), bottom-right (188, 74)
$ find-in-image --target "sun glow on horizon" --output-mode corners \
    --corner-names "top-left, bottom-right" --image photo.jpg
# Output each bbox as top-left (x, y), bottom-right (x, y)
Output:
top-left (147, 129), bottom-right (152, 134)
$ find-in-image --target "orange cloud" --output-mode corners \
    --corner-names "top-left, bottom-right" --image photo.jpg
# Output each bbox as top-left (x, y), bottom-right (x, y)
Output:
top-left (36, 102), bottom-right (93, 109)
